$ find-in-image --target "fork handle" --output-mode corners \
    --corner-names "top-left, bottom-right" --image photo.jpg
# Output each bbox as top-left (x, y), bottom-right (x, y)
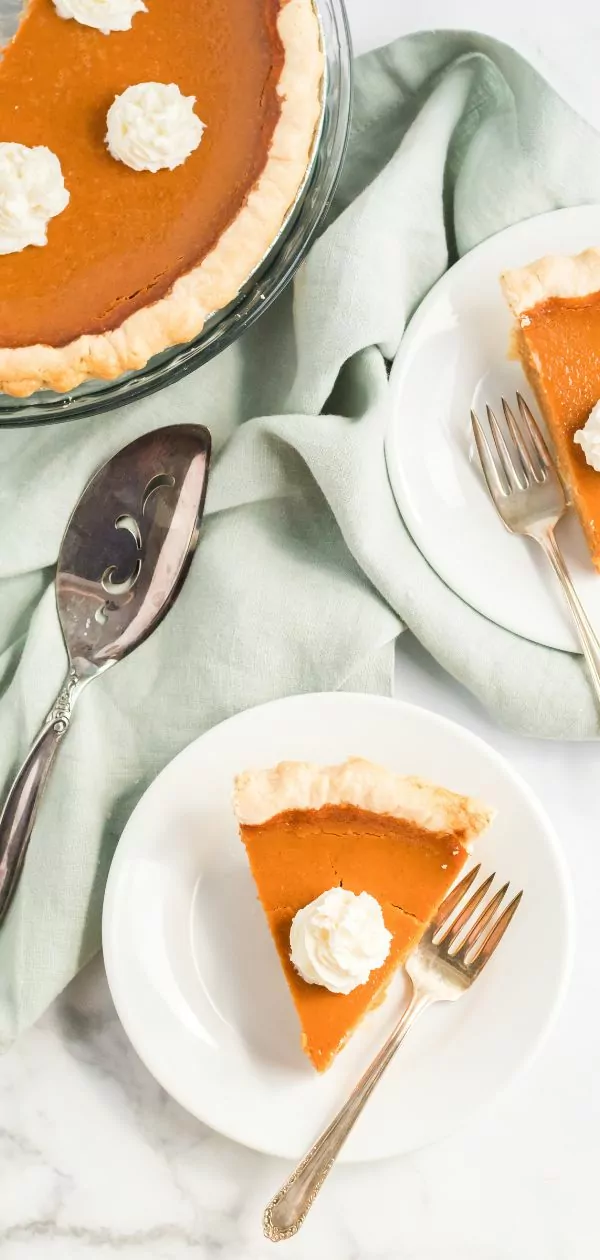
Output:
top-left (263, 989), bottom-right (431, 1242)
top-left (538, 530), bottom-right (600, 703)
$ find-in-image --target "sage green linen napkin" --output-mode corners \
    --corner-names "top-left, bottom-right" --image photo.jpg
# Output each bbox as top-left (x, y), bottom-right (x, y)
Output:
top-left (2, 30), bottom-right (600, 1046)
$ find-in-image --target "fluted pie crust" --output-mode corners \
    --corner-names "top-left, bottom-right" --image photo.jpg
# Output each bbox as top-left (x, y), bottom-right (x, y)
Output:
top-left (235, 758), bottom-right (492, 1070)
top-left (502, 249), bottom-right (600, 316)
top-left (501, 248), bottom-right (600, 570)
top-left (0, 0), bottom-right (323, 397)
top-left (234, 757), bottom-right (492, 840)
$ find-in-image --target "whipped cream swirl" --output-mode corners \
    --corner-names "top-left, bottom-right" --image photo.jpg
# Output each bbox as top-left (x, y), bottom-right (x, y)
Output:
top-left (0, 143), bottom-right (69, 256)
top-left (106, 82), bottom-right (205, 173)
top-left (53, 0), bottom-right (147, 34)
top-left (574, 400), bottom-right (600, 472)
top-left (290, 888), bottom-right (392, 995)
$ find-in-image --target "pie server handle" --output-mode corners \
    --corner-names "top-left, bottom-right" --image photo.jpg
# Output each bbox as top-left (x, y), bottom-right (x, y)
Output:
top-left (0, 669), bottom-right (90, 926)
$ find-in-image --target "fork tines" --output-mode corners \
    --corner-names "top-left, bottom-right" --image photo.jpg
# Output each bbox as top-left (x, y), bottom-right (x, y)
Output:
top-left (471, 392), bottom-right (553, 496)
top-left (432, 867), bottom-right (523, 975)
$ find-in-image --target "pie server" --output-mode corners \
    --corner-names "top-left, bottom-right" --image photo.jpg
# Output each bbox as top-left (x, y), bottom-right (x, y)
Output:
top-left (0, 423), bottom-right (211, 926)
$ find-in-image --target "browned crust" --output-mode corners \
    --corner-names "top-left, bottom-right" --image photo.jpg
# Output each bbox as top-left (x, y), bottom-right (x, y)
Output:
top-left (501, 248), bottom-right (600, 318)
top-left (234, 758), bottom-right (493, 849)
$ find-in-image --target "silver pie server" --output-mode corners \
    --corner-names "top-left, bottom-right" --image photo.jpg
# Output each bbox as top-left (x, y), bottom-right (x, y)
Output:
top-left (0, 423), bottom-right (211, 926)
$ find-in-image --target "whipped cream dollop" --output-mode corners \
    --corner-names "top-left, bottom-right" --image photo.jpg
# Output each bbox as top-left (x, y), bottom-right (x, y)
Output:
top-left (0, 143), bottom-right (69, 255)
top-left (290, 888), bottom-right (392, 995)
top-left (106, 82), bottom-right (205, 173)
top-left (53, 0), bottom-right (147, 34)
top-left (574, 400), bottom-right (600, 472)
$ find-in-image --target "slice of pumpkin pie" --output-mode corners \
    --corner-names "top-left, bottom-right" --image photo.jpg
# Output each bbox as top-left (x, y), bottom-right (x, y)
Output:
top-left (501, 248), bottom-right (600, 570)
top-left (234, 758), bottom-right (492, 1071)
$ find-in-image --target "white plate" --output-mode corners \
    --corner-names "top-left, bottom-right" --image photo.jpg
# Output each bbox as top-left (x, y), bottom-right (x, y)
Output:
top-left (102, 692), bottom-right (574, 1162)
top-left (385, 204), bottom-right (600, 653)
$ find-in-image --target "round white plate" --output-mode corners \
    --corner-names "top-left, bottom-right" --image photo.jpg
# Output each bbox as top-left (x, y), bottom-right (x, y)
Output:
top-left (385, 204), bottom-right (600, 653)
top-left (103, 692), bottom-right (574, 1162)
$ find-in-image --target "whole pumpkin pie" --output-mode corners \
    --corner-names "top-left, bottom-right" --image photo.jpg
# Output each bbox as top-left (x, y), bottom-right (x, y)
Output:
top-left (234, 758), bottom-right (492, 1071)
top-left (501, 249), bottom-right (600, 570)
top-left (0, 0), bottom-right (323, 397)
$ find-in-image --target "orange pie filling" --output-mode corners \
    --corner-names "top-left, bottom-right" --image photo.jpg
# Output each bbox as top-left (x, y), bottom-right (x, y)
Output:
top-left (242, 805), bottom-right (470, 1070)
top-left (0, 0), bottom-right (323, 394)
top-left (235, 760), bottom-right (492, 1071)
top-left (0, 0), bottom-right (284, 348)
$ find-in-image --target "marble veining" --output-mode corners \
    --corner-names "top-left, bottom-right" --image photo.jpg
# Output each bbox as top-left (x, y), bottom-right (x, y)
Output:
top-left (0, 934), bottom-right (593, 1260)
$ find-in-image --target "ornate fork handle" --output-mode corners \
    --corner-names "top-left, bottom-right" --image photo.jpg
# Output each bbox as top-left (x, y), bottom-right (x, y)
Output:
top-left (263, 989), bottom-right (431, 1242)
top-left (0, 668), bottom-right (87, 925)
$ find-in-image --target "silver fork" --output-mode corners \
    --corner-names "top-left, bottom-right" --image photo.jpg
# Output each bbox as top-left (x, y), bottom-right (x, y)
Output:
top-left (263, 866), bottom-right (523, 1242)
top-left (471, 392), bottom-right (600, 703)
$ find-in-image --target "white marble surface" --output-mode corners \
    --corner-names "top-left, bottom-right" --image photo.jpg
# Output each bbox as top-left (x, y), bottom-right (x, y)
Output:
top-left (3, 3), bottom-right (600, 1257)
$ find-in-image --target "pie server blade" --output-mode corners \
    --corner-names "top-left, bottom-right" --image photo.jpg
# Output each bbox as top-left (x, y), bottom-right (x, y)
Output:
top-left (0, 423), bottom-right (211, 926)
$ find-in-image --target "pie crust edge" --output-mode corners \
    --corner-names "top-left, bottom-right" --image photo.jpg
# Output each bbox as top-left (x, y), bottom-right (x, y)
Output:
top-left (501, 247), bottom-right (600, 319)
top-left (0, 0), bottom-right (323, 398)
top-left (234, 757), bottom-right (494, 848)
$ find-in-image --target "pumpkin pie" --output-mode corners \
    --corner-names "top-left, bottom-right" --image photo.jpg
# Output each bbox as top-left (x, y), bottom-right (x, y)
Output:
top-left (0, 0), bottom-right (323, 397)
top-left (234, 758), bottom-right (492, 1071)
top-left (501, 249), bottom-right (600, 570)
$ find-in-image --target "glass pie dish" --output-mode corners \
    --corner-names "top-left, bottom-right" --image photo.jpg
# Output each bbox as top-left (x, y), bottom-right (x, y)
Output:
top-left (0, 0), bottom-right (352, 426)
